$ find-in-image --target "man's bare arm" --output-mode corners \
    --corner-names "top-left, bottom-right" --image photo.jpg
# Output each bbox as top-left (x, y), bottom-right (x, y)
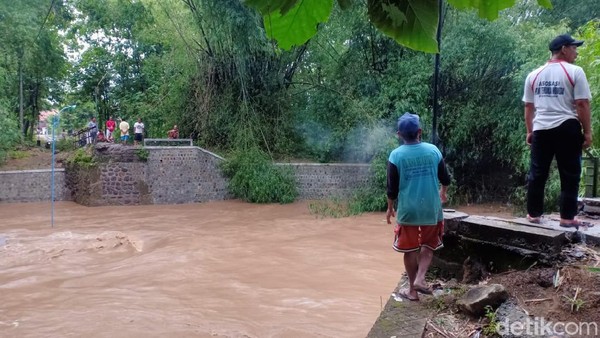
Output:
top-left (576, 99), bottom-right (592, 148)
top-left (524, 102), bottom-right (535, 145)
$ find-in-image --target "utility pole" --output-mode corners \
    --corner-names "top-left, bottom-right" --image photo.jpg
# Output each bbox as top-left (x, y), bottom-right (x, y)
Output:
top-left (432, 0), bottom-right (444, 146)
top-left (18, 51), bottom-right (24, 141)
top-left (51, 105), bottom-right (76, 228)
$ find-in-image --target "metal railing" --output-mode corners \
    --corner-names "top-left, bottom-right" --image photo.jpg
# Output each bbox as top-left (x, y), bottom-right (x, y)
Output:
top-left (583, 148), bottom-right (598, 197)
top-left (143, 138), bottom-right (193, 147)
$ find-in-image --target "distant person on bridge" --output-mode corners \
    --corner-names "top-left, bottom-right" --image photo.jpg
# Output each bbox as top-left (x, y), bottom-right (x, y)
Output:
top-left (134, 117), bottom-right (145, 146)
top-left (168, 125), bottom-right (179, 139)
top-left (119, 117), bottom-right (130, 145)
top-left (87, 117), bottom-right (98, 145)
top-left (386, 112), bottom-right (451, 302)
top-left (97, 129), bottom-right (107, 143)
top-left (523, 34), bottom-right (592, 229)
top-left (106, 116), bottom-right (116, 142)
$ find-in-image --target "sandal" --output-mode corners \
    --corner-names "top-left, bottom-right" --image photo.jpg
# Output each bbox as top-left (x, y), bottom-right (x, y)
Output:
top-left (527, 214), bottom-right (544, 224)
top-left (394, 289), bottom-right (419, 302)
top-left (560, 220), bottom-right (594, 229)
top-left (414, 284), bottom-right (434, 295)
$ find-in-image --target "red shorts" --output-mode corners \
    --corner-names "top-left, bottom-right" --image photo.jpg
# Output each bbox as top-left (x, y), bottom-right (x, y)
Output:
top-left (393, 221), bottom-right (444, 253)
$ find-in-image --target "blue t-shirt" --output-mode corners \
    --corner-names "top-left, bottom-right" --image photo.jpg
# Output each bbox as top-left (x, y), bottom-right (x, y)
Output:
top-left (388, 142), bottom-right (443, 226)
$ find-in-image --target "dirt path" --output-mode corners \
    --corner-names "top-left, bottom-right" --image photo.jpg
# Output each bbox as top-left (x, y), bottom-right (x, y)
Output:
top-left (0, 200), bottom-right (402, 338)
top-left (0, 148), bottom-right (60, 171)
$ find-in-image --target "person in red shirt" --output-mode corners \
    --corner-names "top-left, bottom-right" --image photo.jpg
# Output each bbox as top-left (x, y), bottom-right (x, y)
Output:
top-left (168, 125), bottom-right (179, 139)
top-left (106, 116), bottom-right (116, 142)
top-left (97, 129), bottom-right (107, 142)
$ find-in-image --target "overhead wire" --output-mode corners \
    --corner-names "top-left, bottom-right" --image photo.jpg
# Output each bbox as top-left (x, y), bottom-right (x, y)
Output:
top-left (35, 0), bottom-right (57, 40)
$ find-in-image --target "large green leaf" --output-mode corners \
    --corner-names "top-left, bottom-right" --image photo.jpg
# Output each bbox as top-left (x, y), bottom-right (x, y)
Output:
top-left (368, 0), bottom-right (439, 53)
top-left (245, 0), bottom-right (334, 50)
top-left (244, 0), bottom-right (554, 53)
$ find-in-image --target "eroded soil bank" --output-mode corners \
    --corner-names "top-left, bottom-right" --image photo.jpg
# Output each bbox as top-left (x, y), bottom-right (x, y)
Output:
top-left (0, 200), bottom-right (401, 338)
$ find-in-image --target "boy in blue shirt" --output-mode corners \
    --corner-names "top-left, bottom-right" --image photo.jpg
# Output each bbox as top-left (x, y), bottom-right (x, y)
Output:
top-left (386, 112), bottom-right (451, 301)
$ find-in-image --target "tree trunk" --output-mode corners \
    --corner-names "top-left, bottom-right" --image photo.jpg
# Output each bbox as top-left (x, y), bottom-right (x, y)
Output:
top-left (30, 82), bottom-right (40, 138)
top-left (19, 58), bottom-right (24, 141)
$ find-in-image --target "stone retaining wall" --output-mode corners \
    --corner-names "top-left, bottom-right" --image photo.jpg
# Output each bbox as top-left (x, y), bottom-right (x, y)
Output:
top-left (0, 169), bottom-right (71, 203)
top-left (1, 145), bottom-right (373, 205)
top-left (278, 163), bottom-right (371, 200)
top-left (145, 147), bottom-right (230, 204)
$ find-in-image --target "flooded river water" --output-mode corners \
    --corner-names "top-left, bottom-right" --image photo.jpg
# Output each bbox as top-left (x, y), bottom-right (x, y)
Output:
top-left (0, 200), bottom-right (402, 338)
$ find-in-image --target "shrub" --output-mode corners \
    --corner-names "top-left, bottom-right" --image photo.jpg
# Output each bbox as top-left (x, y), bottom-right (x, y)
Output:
top-left (135, 147), bottom-right (149, 161)
top-left (347, 137), bottom-right (397, 213)
top-left (309, 136), bottom-right (397, 217)
top-left (8, 150), bottom-right (29, 160)
top-left (348, 186), bottom-right (388, 214)
top-left (220, 148), bottom-right (298, 204)
top-left (64, 147), bottom-right (96, 168)
top-left (511, 163), bottom-right (561, 215)
top-left (308, 197), bottom-right (352, 218)
top-left (57, 138), bottom-right (77, 152)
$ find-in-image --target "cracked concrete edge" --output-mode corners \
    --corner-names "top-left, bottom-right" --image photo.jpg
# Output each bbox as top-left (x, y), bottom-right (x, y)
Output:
top-left (366, 275), bottom-right (434, 338)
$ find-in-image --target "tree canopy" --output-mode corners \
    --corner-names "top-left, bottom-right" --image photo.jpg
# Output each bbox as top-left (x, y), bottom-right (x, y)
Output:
top-left (244, 0), bottom-right (553, 53)
top-left (0, 0), bottom-right (599, 205)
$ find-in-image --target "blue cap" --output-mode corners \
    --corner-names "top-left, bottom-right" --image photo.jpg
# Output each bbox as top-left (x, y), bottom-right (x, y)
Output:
top-left (397, 112), bottom-right (421, 137)
top-left (549, 34), bottom-right (583, 51)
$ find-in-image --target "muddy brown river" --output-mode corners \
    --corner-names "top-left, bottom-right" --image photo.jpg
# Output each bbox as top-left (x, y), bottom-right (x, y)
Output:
top-left (0, 200), bottom-right (402, 337)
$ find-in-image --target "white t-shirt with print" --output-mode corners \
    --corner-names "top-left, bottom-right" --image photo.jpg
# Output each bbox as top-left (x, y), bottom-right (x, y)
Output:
top-left (134, 122), bottom-right (144, 134)
top-left (523, 61), bottom-right (592, 132)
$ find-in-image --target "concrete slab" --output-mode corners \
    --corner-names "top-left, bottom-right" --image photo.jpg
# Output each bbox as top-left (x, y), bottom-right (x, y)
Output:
top-left (366, 276), bottom-right (434, 338)
top-left (508, 214), bottom-right (600, 246)
top-left (443, 210), bottom-right (469, 221)
top-left (445, 215), bottom-right (568, 253)
top-left (581, 197), bottom-right (600, 207)
top-left (369, 208), bottom-right (600, 338)
top-left (583, 204), bottom-right (600, 214)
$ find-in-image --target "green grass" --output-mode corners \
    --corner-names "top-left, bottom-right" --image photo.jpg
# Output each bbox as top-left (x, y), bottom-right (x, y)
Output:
top-left (8, 150), bottom-right (29, 160)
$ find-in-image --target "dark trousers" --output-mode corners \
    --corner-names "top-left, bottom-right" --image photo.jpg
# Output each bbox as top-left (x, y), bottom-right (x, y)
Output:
top-left (527, 119), bottom-right (583, 220)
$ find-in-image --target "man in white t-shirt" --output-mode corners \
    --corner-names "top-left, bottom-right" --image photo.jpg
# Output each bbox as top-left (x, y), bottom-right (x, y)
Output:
top-left (522, 34), bottom-right (592, 229)
top-left (133, 118), bottom-right (145, 145)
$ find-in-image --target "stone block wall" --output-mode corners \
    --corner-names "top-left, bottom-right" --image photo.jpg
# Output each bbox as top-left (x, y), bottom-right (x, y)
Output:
top-left (145, 147), bottom-right (230, 204)
top-left (66, 144), bottom-right (230, 206)
top-left (64, 144), bottom-right (150, 206)
top-left (278, 163), bottom-right (372, 199)
top-left (100, 162), bottom-right (149, 205)
top-left (1, 145), bottom-right (373, 205)
top-left (0, 169), bottom-right (71, 203)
